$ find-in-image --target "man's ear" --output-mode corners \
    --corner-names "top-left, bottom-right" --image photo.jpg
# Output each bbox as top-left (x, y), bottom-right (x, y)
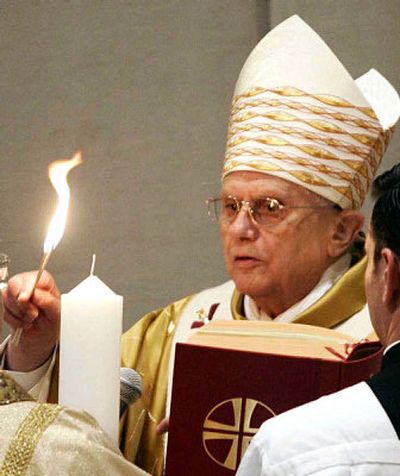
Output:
top-left (381, 248), bottom-right (400, 311)
top-left (327, 210), bottom-right (364, 259)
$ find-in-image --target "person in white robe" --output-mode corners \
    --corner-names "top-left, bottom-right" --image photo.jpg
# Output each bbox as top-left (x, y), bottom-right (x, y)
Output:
top-left (0, 398), bottom-right (150, 476)
top-left (0, 328), bottom-right (148, 475)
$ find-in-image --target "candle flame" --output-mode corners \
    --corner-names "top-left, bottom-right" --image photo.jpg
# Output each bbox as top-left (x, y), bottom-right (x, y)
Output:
top-left (43, 151), bottom-right (83, 253)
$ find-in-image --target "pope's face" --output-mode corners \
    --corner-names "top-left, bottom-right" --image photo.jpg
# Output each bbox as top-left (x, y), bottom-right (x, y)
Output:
top-left (220, 172), bottom-right (338, 316)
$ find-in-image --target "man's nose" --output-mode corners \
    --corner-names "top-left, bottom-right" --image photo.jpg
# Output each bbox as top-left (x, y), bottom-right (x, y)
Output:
top-left (228, 206), bottom-right (258, 240)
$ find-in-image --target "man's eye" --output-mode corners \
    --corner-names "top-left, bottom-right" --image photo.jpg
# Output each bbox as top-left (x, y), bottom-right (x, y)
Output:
top-left (256, 198), bottom-right (281, 213)
top-left (222, 199), bottom-right (238, 213)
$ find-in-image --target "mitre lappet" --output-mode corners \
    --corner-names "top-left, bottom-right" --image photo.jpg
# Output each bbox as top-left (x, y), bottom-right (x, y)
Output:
top-left (223, 15), bottom-right (400, 209)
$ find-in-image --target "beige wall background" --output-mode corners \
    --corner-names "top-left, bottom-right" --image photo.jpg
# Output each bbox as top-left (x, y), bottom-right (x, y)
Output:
top-left (0, 1), bottom-right (399, 333)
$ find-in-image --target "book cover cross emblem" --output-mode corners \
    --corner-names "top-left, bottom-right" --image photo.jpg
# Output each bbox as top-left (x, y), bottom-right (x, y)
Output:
top-left (202, 397), bottom-right (275, 470)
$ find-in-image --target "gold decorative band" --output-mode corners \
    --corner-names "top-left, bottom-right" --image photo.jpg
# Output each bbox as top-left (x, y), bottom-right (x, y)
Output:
top-left (0, 404), bottom-right (63, 476)
top-left (235, 87), bottom-right (378, 119)
top-left (231, 98), bottom-right (380, 131)
top-left (197, 327), bottom-right (350, 344)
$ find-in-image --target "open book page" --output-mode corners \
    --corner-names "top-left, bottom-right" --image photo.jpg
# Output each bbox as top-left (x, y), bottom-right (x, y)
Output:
top-left (188, 321), bottom-right (379, 362)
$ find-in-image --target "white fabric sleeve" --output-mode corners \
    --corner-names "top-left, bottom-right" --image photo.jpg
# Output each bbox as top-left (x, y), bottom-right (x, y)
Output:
top-left (0, 336), bottom-right (56, 401)
top-left (236, 438), bottom-right (264, 476)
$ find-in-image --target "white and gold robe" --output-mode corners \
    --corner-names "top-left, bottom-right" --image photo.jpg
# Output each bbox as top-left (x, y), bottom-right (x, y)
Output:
top-left (0, 372), bottom-right (148, 475)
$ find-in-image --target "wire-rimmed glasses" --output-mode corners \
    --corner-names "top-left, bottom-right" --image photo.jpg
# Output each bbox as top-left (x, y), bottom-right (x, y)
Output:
top-left (206, 195), bottom-right (338, 227)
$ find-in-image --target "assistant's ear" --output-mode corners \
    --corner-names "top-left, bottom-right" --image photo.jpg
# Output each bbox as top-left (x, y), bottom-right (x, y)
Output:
top-left (327, 210), bottom-right (364, 259)
top-left (381, 249), bottom-right (400, 311)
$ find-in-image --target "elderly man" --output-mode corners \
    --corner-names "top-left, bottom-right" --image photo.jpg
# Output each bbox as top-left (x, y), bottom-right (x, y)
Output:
top-left (1, 16), bottom-right (399, 475)
top-left (237, 163), bottom-right (400, 476)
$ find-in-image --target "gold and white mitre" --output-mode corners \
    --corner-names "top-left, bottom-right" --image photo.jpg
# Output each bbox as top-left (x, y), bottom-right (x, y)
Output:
top-left (223, 15), bottom-right (400, 209)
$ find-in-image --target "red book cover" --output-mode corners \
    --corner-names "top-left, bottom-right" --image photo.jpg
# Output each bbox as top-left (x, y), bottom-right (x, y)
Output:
top-left (165, 321), bottom-right (382, 475)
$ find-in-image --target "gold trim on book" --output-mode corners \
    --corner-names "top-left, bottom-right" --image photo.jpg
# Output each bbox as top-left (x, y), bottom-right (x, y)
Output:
top-left (0, 404), bottom-right (63, 476)
top-left (197, 328), bottom-right (351, 344)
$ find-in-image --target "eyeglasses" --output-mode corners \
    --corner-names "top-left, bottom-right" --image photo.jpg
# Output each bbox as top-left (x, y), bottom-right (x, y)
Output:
top-left (206, 195), bottom-right (338, 227)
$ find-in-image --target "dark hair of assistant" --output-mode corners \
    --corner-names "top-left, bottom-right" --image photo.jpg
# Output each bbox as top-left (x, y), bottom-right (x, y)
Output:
top-left (371, 163), bottom-right (400, 261)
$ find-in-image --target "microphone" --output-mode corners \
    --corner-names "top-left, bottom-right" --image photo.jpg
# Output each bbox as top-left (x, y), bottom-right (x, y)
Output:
top-left (120, 367), bottom-right (143, 417)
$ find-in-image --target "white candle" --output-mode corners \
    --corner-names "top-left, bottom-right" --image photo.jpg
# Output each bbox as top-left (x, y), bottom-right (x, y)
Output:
top-left (59, 274), bottom-right (123, 443)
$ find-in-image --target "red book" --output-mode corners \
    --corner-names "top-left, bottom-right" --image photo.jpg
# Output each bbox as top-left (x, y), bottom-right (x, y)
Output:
top-left (165, 321), bottom-right (382, 475)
